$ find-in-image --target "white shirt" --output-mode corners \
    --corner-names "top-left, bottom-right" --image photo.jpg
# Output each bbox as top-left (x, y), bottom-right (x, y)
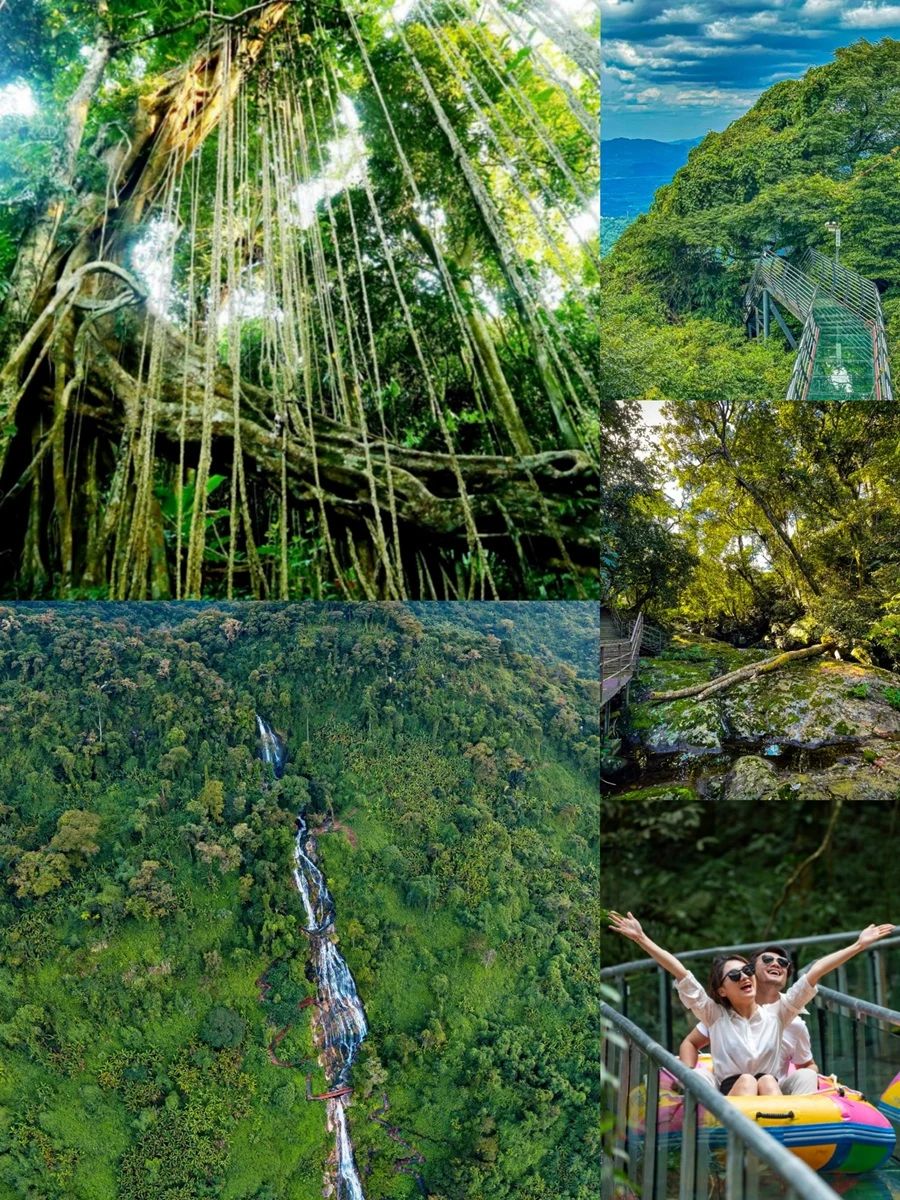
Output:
top-left (676, 971), bottom-right (817, 1084)
top-left (696, 1011), bottom-right (814, 1076)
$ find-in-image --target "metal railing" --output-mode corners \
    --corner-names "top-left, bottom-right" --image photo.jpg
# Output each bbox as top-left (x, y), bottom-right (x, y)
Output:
top-left (749, 251), bottom-right (818, 321)
top-left (601, 612), bottom-right (643, 706)
top-left (800, 247), bottom-right (882, 324)
top-left (601, 1004), bottom-right (841, 1200)
top-left (802, 974), bottom-right (900, 1108)
top-left (745, 248), bottom-right (893, 402)
top-left (601, 932), bottom-right (900, 1052)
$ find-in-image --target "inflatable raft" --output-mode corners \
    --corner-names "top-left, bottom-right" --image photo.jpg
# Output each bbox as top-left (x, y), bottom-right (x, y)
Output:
top-left (629, 1054), bottom-right (896, 1174)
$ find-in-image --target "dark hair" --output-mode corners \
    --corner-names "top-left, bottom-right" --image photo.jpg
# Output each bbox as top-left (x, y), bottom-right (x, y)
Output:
top-left (750, 945), bottom-right (792, 970)
top-left (707, 954), bottom-right (751, 1010)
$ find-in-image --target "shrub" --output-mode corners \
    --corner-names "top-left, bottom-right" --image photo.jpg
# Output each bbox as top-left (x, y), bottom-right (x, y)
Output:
top-left (198, 1006), bottom-right (245, 1050)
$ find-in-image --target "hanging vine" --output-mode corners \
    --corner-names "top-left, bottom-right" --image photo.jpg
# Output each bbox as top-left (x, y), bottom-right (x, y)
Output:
top-left (0, 0), bottom-right (599, 598)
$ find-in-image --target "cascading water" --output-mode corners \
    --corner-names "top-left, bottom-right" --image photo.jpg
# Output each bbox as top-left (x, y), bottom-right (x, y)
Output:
top-left (256, 713), bottom-right (287, 778)
top-left (292, 814), bottom-right (336, 934)
top-left (256, 715), bottom-right (367, 1200)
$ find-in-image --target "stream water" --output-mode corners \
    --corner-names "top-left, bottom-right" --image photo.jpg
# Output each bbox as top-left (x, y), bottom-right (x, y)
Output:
top-left (606, 738), bottom-right (866, 798)
top-left (257, 715), bottom-right (367, 1200)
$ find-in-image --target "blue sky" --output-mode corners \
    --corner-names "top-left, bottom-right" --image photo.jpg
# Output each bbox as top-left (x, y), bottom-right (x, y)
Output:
top-left (602, 0), bottom-right (900, 139)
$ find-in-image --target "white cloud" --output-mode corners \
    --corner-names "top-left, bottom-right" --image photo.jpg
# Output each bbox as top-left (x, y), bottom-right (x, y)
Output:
top-left (841, 2), bottom-right (900, 24)
top-left (703, 12), bottom-right (780, 39)
top-left (654, 35), bottom-right (754, 57)
top-left (653, 5), bottom-right (705, 22)
top-left (674, 86), bottom-right (758, 106)
top-left (604, 39), bottom-right (676, 67)
top-left (799, 0), bottom-right (844, 13)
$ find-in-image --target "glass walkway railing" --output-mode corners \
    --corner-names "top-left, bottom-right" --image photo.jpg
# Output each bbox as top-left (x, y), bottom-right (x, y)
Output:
top-left (601, 1003), bottom-right (845, 1200)
top-left (602, 934), bottom-right (900, 1200)
top-left (744, 250), bottom-right (893, 403)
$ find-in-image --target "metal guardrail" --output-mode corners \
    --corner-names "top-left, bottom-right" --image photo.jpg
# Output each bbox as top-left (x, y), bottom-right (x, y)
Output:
top-left (601, 1003), bottom-right (841, 1200)
top-left (601, 931), bottom-right (900, 978)
top-left (601, 932), bottom-right (900, 1052)
top-left (745, 248), bottom-right (893, 402)
top-left (813, 983), bottom-right (900, 1026)
top-left (808, 983), bottom-right (900, 1103)
top-left (601, 612), bottom-right (643, 706)
top-left (800, 247), bottom-right (882, 323)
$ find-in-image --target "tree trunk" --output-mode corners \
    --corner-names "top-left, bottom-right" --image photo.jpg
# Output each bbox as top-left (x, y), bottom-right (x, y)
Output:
top-left (717, 443), bottom-right (822, 597)
top-left (648, 642), bottom-right (831, 703)
top-left (78, 320), bottom-right (595, 548)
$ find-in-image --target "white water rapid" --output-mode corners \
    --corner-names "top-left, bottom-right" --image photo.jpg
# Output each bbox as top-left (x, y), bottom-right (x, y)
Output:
top-left (256, 715), bottom-right (367, 1200)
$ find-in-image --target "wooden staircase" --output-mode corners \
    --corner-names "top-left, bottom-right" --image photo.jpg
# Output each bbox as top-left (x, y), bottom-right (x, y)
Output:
top-left (601, 610), bottom-right (667, 706)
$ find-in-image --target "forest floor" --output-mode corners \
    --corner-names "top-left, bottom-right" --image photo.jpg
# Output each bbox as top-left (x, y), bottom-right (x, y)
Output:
top-left (610, 638), bottom-right (900, 803)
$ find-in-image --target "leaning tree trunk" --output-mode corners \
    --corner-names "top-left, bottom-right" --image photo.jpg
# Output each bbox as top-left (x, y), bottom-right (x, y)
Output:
top-left (0, 1), bottom-right (291, 478)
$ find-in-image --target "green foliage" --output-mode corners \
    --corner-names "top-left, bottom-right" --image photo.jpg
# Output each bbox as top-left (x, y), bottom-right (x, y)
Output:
top-left (601, 42), bottom-right (900, 636)
top-left (0, 601), bottom-right (597, 1198)
top-left (883, 686), bottom-right (900, 711)
top-left (10, 849), bottom-right (71, 898)
top-left (198, 1005), bottom-right (245, 1050)
top-left (50, 809), bottom-right (102, 862)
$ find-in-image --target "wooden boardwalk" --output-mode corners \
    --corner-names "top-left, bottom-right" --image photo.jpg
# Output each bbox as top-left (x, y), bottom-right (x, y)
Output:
top-left (600, 612), bottom-right (643, 707)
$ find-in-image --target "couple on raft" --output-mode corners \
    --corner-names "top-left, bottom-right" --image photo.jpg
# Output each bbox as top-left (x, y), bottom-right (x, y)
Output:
top-left (609, 912), bottom-right (895, 1098)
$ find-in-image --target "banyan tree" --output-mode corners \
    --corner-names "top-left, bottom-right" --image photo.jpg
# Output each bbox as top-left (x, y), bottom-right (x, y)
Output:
top-left (0, 0), bottom-right (599, 599)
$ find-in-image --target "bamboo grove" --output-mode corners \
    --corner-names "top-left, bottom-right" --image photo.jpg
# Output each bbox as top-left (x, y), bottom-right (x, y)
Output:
top-left (0, 0), bottom-right (600, 599)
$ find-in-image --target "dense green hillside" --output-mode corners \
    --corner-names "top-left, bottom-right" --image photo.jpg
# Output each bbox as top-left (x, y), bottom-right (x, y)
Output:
top-left (600, 40), bottom-right (900, 659)
top-left (608, 39), bottom-right (900, 324)
top-left (407, 601), bottom-right (599, 677)
top-left (0, 603), bottom-right (599, 1200)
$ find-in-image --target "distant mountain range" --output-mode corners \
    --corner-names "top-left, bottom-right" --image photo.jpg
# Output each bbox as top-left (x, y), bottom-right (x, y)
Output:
top-left (601, 137), bottom-right (703, 218)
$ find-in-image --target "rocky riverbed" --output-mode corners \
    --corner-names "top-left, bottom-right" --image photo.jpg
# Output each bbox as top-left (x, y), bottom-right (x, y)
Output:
top-left (610, 639), bottom-right (900, 803)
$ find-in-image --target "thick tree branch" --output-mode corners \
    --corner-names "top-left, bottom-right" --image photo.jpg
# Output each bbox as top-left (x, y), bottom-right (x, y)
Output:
top-left (114, 0), bottom-right (299, 50)
top-left (77, 323), bottom-right (596, 550)
top-left (648, 642), bottom-right (831, 703)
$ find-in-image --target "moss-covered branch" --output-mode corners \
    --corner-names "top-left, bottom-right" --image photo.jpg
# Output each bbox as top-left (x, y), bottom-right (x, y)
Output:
top-left (647, 642), bottom-right (832, 703)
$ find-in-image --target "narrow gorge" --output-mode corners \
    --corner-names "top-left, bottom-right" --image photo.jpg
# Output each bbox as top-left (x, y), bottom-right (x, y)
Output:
top-left (257, 715), bottom-right (367, 1200)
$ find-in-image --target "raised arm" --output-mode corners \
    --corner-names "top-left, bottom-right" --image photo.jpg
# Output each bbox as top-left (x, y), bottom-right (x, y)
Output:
top-left (608, 911), bottom-right (689, 981)
top-left (805, 924), bottom-right (895, 987)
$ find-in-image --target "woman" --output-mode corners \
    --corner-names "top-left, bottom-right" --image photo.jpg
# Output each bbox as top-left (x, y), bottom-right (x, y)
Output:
top-left (608, 911), bottom-right (894, 1096)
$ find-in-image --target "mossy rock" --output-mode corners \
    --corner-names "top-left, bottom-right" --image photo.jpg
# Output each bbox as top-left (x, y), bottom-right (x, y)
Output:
top-left (723, 756), bottom-right (779, 803)
top-left (724, 660), bottom-right (900, 746)
top-left (780, 753), bottom-right (900, 803)
top-left (610, 784), bottom-right (698, 803)
top-left (627, 696), bottom-right (723, 754)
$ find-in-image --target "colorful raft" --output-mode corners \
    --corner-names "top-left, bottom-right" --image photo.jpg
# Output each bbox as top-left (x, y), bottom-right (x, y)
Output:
top-left (878, 1070), bottom-right (900, 1125)
top-left (629, 1055), bottom-right (896, 1174)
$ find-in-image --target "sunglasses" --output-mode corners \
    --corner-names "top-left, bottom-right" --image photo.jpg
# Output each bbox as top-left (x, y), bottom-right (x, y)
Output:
top-left (723, 964), bottom-right (755, 983)
top-left (760, 954), bottom-right (791, 970)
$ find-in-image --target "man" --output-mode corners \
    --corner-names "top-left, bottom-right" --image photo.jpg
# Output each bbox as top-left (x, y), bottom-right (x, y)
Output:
top-left (678, 945), bottom-right (820, 1094)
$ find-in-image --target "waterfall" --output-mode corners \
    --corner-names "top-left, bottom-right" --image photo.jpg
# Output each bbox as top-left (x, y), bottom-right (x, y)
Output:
top-left (292, 814), bottom-right (336, 934)
top-left (256, 713), bottom-right (288, 777)
top-left (330, 1097), bottom-right (365, 1200)
top-left (256, 715), bottom-right (367, 1198)
top-left (316, 937), bottom-right (368, 1087)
